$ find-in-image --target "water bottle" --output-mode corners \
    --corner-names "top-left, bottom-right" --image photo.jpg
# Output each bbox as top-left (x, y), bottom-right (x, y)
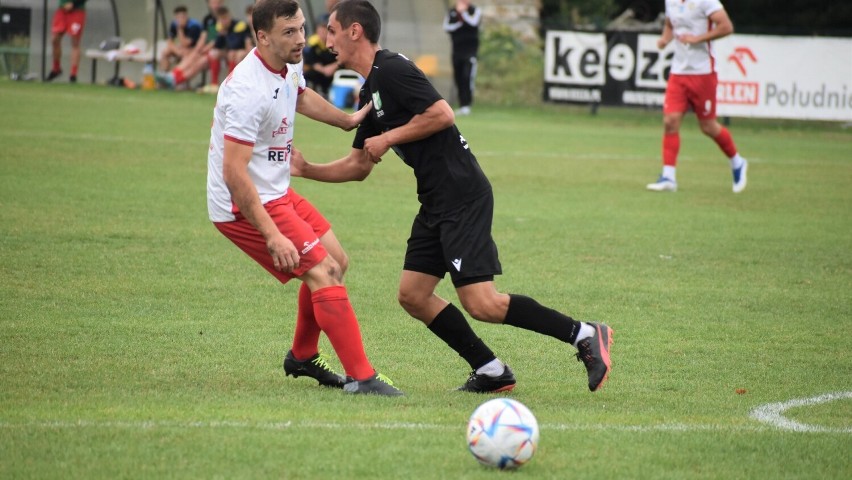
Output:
top-left (142, 63), bottom-right (156, 90)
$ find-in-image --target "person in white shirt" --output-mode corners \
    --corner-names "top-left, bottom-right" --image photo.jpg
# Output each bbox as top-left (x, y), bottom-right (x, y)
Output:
top-left (646, 0), bottom-right (748, 193)
top-left (207, 0), bottom-right (402, 396)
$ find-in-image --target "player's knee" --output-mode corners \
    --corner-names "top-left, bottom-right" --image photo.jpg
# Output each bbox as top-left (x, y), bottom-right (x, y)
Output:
top-left (317, 255), bottom-right (344, 284)
top-left (663, 117), bottom-right (680, 133)
top-left (397, 288), bottom-right (425, 316)
top-left (699, 121), bottom-right (720, 137)
top-left (460, 298), bottom-right (502, 324)
top-left (336, 251), bottom-right (350, 275)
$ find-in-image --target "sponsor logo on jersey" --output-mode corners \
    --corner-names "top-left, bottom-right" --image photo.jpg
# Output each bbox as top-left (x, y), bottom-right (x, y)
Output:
top-left (272, 117), bottom-right (291, 137)
top-left (372, 91), bottom-right (384, 117)
top-left (301, 238), bottom-right (320, 255)
top-left (268, 144), bottom-right (291, 162)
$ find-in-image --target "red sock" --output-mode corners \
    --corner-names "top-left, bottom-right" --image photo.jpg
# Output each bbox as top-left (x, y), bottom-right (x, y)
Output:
top-left (311, 286), bottom-right (374, 380)
top-left (291, 283), bottom-right (321, 360)
top-left (209, 57), bottom-right (220, 84)
top-left (70, 64), bottom-right (78, 76)
top-left (52, 60), bottom-right (61, 72)
top-left (663, 132), bottom-right (680, 167)
top-left (228, 60), bottom-right (236, 72)
top-left (713, 126), bottom-right (738, 158)
top-left (172, 67), bottom-right (186, 85)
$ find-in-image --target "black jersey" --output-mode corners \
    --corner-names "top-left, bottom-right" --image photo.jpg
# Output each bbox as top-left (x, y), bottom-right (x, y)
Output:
top-left (353, 50), bottom-right (491, 214)
top-left (445, 5), bottom-right (480, 58)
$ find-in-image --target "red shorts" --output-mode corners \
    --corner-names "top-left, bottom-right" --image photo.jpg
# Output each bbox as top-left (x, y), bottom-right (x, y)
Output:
top-left (214, 188), bottom-right (331, 284)
top-left (52, 8), bottom-right (86, 38)
top-left (664, 72), bottom-right (718, 120)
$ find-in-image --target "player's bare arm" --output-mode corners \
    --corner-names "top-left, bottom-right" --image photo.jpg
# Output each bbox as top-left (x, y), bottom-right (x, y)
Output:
top-left (657, 18), bottom-right (673, 49)
top-left (296, 88), bottom-right (372, 131)
top-left (678, 10), bottom-right (733, 45)
top-left (222, 139), bottom-right (300, 272)
top-left (291, 147), bottom-right (377, 183)
top-left (363, 99), bottom-right (454, 159)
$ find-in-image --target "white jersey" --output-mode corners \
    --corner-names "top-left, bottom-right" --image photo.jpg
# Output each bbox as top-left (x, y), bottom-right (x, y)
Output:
top-left (207, 48), bottom-right (306, 222)
top-left (665, 0), bottom-right (725, 75)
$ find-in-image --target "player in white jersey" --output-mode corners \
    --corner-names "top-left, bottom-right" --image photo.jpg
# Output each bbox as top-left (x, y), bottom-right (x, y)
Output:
top-left (207, 0), bottom-right (402, 396)
top-left (646, 0), bottom-right (748, 193)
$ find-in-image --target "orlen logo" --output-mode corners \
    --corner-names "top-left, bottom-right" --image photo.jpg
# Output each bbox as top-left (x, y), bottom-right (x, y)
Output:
top-left (718, 46), bottom-right (759, 105)
top-left (272, 117), bottom-right (290, 138)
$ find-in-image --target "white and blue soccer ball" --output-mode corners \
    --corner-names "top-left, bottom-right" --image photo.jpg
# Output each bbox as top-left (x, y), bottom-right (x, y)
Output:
top-left (466, 398), bottom-right (540, 469)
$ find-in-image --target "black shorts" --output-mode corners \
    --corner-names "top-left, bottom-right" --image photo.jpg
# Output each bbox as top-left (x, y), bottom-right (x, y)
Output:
top-left (403, 191), bottom-right (501, 287)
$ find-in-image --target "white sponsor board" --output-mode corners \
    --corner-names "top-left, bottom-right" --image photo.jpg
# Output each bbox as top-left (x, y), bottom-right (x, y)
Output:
top-left (544, 30), bottom-right (852, 122)
top-left (713, 35), bottom-right (852, 121)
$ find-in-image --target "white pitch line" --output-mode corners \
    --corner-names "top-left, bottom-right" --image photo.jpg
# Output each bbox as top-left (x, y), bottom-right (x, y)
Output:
top-left (749, 391), bottom-right (852, 433)
top-left (1, 392), bottom-right (848, 434)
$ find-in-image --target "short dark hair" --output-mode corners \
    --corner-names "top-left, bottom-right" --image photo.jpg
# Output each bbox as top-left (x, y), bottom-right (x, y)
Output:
top-left (252, 0), bottom-right (301, 35)
top-left (173, 5), bottom-right (188, 14)
top-left (332, 0), bottom-right (380, 43)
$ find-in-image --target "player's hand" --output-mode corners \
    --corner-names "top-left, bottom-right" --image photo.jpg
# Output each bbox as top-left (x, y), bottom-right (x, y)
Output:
top-left (365, 151), bottom-right (382, 165)
top-left (657, 37), bottom-right (668, 49)
top-left (267, 232), bottom-right (300, 273)
top-left (344, 101), bottom-right (372, 131)
top-left (677, 34), bottom-right (698, 45)
top-left (363, 134), bottom-right (391, 160)
top-left (290, 148), bottom-right (306, 177)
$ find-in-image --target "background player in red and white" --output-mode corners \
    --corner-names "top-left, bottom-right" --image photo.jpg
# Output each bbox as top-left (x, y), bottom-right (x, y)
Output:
top-left (646, 0), bottom-right (748, 193)
top-left (207, 0), bottom-right (402, 396)
top-left (46, 0), bottom-right (87, 83)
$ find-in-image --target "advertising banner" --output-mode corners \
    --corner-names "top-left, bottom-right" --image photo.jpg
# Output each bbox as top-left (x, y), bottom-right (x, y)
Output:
top-left (544, 30), bottom-right (852, 122)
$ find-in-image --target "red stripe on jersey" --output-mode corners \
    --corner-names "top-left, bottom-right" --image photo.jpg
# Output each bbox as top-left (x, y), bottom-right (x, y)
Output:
top-left (224, 134), bottom-right (254, 147)
top-left (253, 49), bottom-right (289, 77)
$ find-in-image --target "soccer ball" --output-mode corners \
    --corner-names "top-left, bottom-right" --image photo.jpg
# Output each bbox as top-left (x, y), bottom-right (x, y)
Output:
top-left (466, 398), bottom-right (540, 469)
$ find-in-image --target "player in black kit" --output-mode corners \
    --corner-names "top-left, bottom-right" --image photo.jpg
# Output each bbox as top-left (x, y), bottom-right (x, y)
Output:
top-left (291, 0), bottom-right (613, 393)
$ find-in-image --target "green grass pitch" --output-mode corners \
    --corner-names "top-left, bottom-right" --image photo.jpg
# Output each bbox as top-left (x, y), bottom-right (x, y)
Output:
top-left (0, 80), bottom-right (850, 479)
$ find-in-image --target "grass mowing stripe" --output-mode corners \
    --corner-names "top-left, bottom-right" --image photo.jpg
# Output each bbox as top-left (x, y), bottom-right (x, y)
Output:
top-left (4, 408), bottom-right (851, 433)
top-left (0, 129), bottom-right (209, 146)
top-left (0, 419), bottom-right (781, 433)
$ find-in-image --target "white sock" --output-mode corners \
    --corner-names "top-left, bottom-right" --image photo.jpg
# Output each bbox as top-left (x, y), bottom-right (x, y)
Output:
top-left (730, 153), bottom-right (744, 169)
top-left (572, 322), bottom-right (596, 348)
top-left (475, 358), bottom-right (505, 377)
top-left (662, 165), bottom-right (676, 181)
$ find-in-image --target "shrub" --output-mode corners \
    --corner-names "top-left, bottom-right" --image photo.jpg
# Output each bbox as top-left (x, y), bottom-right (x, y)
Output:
top-left (476, 24), bottom-right (544, 107)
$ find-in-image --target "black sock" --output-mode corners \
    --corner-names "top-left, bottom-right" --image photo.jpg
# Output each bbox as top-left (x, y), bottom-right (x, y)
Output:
top-left (503, 294), bottom-right (581, 344)
top-left (427, 303), bottom-right (496, 370)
